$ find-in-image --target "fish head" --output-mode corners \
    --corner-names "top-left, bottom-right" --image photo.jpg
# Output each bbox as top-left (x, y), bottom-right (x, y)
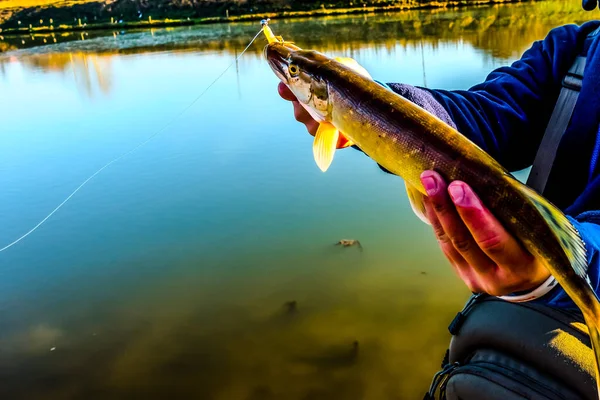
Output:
top-left (265, 41), bottom-right (375, 172)
top-left (265, 41), bottom-right (332, 121)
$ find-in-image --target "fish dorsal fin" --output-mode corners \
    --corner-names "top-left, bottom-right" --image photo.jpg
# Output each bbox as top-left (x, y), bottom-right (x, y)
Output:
top-left (313, 122), bottom-right (339, 172)
top-left (516, 178), bottom-right (587, 279)
top-left (334, 57), bottom-right (373, 79)
top-left (404, 181), bottom-right (431, 225)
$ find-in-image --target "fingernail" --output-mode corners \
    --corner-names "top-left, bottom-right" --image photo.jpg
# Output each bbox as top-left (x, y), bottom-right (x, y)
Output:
top-left (420, 173), bottom-right (437, 195)
top-left (448, 184), bottom-right (465, 205)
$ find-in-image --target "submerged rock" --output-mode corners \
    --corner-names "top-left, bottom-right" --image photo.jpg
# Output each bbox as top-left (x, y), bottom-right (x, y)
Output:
top-left (335, 239), bottom-right (362, 251)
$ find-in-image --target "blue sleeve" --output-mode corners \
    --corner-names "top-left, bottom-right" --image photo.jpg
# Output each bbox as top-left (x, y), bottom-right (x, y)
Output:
top-left (533, 212), bottom-right (600, 309)
top-left (370, 23), bottom-right (594, 173)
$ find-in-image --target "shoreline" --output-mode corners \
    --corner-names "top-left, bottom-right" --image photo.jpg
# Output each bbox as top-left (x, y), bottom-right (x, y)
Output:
top-left (0, 0), bottom-right (535, 36)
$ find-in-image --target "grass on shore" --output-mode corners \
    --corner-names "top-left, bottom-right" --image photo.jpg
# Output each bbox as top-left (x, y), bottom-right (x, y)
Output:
top-left (0, 0), bottom-right (527, 36)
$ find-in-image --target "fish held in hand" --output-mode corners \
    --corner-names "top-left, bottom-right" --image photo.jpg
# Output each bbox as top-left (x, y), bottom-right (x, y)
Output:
top-left (263, 28), bottom-right (600, 396)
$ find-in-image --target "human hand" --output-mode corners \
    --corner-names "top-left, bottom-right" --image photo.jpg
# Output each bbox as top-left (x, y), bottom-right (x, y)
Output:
top-left (419, 170), bottom-right (551, 296)
top-left (277, 82), bottom-right (352, 149)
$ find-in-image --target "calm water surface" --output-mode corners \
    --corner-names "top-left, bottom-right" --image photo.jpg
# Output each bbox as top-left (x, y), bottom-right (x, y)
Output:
top-left (0, 1), bottom-right (598, 399)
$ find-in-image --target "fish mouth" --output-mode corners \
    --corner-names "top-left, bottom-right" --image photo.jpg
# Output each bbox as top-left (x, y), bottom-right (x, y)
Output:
top-left (264, 42), bottom-right (301, 82)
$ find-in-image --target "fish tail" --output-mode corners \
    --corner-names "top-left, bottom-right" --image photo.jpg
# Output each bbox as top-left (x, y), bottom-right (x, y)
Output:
top-left (511, 175), bottom-right (588, 279)
top-left (514, 175), bottom-right (600, 395)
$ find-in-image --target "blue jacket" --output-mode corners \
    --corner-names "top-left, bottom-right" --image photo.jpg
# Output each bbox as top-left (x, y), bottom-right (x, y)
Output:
top-left (370, 20), bottom-right (600, 309)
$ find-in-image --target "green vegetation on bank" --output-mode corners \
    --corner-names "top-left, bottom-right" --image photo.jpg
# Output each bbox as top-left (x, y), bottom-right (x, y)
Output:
top-left (1, 0), bottom-right (592, 59)
top-left (0, 0), bottom-right (536, 35)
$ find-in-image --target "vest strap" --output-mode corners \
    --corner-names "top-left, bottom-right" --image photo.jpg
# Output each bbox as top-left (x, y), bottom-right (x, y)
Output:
top-left (526, 24), bottom-right (600, 195)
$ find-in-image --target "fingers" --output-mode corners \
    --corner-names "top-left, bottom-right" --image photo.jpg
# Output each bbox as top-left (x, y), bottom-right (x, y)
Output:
top-left (447, 181), bottom-right (550, 292)
top-left (423, 196), bottom-right (484, 293)
top-left (292, 101), bottom-right (312, 124)
top-left (447, 181), bottom-right (535, 267)
top-left (292, 102), bottom-right (318, 136)
top-left (279, 82), bottom-right (319, 136)
top-left (422, 196), bottom-right (464, 265)
top-left (277, 82), bottom-right (345, 143)
top-left (278, 82), bottom-right (297, 101)
top-left (420, 170), bottom-right (550, 296)
top-left (420, 171), bottom-right (496, 274)
top-left (306, 120), bottom-right (320, 136)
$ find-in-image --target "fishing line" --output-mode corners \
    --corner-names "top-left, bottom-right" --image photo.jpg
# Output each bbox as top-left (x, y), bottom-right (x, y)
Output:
top-left (0, 26), bottom-right (266, 253)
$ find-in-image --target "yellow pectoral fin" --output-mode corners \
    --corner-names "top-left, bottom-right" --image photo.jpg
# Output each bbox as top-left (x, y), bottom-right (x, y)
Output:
top-left (334, 57), bottom-right (373, 79)
top-left (313, 123), bottom-right (339, 172)
top-left (405, 181), bottom-right (431, 225)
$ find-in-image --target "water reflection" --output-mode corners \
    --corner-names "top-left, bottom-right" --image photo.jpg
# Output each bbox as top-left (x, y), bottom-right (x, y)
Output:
top-left (1, 1), bottom-right (597, 58)
top-left (2, 52), bottom-right (113, 98)
top-left (0, 0), bottom-right (596, 100)
top-left (69, 53), bottom-right (112, 98)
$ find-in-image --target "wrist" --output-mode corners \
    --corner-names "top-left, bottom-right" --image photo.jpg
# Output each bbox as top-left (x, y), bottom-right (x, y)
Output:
top-left (497, 274), bottom-right (558, 303)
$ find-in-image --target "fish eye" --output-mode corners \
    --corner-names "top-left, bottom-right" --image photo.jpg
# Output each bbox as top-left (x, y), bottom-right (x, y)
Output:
top-left (288, 64), bottom-right (299, 76)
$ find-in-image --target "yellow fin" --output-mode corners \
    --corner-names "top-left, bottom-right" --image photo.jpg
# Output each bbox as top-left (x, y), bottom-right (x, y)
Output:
top-left (334, 57), bottom-right (373, 79)
top-left (405, 181), bottom-right (430, 225)
top-left (313, 123), bottom-right (339, 172)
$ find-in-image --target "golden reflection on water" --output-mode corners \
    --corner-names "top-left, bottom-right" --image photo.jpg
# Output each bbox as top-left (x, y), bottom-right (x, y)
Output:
top-left (0, 0), bottom-right (596, 102)
top-left (1, 0), bottom-right (597, 72)
top-left (11, 51), bottom-right (113, 97)
top-left (0, 51), bottom-right (113, 100)
top-left (68, 53), bottom-right (112, 98)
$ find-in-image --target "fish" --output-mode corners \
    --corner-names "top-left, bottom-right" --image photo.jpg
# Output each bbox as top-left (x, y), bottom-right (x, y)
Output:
top-left (261, 24), bottom-right (600, 396)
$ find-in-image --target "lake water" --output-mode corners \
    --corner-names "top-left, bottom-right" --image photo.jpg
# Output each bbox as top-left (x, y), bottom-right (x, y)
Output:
top-left (0, 1), bottom-right (597, 399)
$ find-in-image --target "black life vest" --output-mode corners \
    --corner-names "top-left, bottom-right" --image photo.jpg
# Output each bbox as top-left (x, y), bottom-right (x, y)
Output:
top-left (424, 294), bottom-right (596, 400)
